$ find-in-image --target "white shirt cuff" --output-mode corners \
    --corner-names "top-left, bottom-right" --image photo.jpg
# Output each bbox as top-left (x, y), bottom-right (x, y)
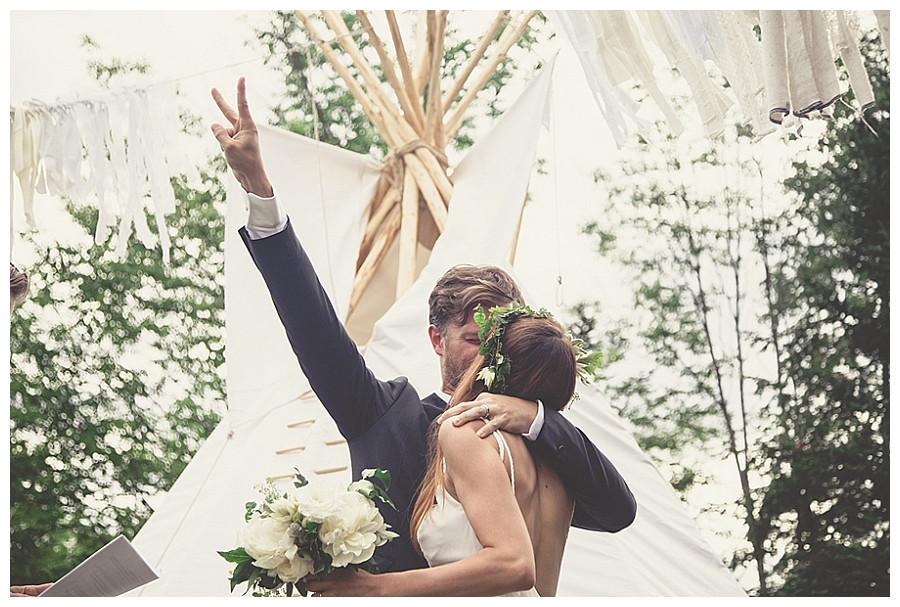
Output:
top-left (522, 399), bottom-right (545, 441)
top-left (245, 189), bottom-right (288, 240)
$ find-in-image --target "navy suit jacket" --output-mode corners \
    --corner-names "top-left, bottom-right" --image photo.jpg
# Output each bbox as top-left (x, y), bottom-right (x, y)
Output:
top-left (240, 220), bottom-right (636, 573)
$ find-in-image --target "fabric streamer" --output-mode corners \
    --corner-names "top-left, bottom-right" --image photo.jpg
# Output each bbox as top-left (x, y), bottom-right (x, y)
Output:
top-left (549, 9), bottom-right (880, 143)
top-left (9, 86), bottom-right (178, 263)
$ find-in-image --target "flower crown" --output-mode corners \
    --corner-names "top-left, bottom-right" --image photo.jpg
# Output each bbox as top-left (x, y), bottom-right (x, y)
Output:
top-left (473, 302), bottom-right (605, 396)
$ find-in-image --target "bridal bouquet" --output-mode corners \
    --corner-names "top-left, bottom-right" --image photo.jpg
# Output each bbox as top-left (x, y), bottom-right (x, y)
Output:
top-left (219, 468), bottom-right (398, 596)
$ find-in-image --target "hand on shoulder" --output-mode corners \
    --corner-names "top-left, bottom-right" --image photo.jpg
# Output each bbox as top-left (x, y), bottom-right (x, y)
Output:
top-left (437, 392), bottom-right (538, 438)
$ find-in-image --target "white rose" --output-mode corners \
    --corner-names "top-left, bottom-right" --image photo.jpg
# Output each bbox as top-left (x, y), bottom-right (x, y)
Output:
top-left (243, 515), bottom-right (312, 582)
top-left (268, 495), bottom-right (301, 524)
top-left (318, 491), bottom-right (391, 567)
top-left (295, 482), bottom-right (342, 523)
top-left (275, 551), bottom-right (315, 584)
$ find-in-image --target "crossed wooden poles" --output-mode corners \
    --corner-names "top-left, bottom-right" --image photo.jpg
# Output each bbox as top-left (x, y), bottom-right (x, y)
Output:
top-left (295, 10), bottom-right (537, 319)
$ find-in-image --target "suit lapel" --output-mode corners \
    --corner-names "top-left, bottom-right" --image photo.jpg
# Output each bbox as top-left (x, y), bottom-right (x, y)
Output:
top-left (422, 392), bottom-right (448, 421)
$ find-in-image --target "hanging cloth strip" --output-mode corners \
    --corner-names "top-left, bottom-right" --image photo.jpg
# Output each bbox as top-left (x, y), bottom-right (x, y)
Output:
top-left (10, 104), bottom-right (41, 229)
top-left (9, 86), bottom-right (177, 263)
top-left (873, 10), bottom-right (889, 56)
top-left (549, 9), bottom-right (650, 149)
top-left (705, 10), bottom-right (775, 139)
top-left (72, 100), bottom-right (115, 244)
top-left (638, 10), bottom-right (735, 139)
top-left (831, 11), bottom-right (876, 113)
top-left (551, 10), bottom-right (880, 143)
top-left (116, 89), bottom-right (160, 259)
top-left (760, 10), bottom-right (843, 124)
top-left (586, 11), bottom-right (685, 138)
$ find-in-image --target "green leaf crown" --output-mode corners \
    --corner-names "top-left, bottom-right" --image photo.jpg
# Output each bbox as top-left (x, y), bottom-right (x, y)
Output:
top-left (473, 302), bottom-right (604, 397)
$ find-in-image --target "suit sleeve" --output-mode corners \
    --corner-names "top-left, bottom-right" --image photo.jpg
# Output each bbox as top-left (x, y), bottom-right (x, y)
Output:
top-left (239, 220), bottom-right (403, 439)
top-left (530, 408), bottom-right (637, 532)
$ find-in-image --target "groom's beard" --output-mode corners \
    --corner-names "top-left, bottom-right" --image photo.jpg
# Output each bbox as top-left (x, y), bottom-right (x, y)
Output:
top-left (440, 352), bottom-right (470, 395)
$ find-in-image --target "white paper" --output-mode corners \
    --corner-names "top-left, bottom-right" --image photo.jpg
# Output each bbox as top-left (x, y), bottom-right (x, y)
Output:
top-left (38, 535), bottom-right (159, 597)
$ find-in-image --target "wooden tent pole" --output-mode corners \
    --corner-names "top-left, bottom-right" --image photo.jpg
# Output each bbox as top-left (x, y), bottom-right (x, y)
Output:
top-left (376, 111), bottom-right (453, 229)
top-left (384, 10), bottom-right (426, 129)
top-left (294, 11), bottom-right (397, 146)
top-left (412, 11), bottom-right (432, 97)
top-left (424, 10), bottom-right (447, 149)
top-left (348, 208), bottom-right (402, 319)
top-left (421, 11), bottom-right (438, 142)
top-left (359, 172), bottom-right (392, 252)
top-left (375, 107), bottom-right (449, 228)
top-left (403, 155), bottom-right (446, 231)
top-left (397, 168), bottom-right (420, 296)
top-left (314, 10), bottom-right (452, 210)
top-left (355, 11), bottom-right (424, 135)
top-left (442, 11), bottom-right (509, 115)
top-left (358, 182), bottom-right (401, 265)
top-left (508, 193), bottom-right (527, 266)
top-left (320, 11), bottom-right (407, 136)
top-left (444, 10), bottom-right (538, 141)
top-left (296, 10), bottom-right (545, 314)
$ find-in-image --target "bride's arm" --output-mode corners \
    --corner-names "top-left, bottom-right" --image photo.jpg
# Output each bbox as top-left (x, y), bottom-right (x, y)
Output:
top-left (306, 420), bottom-right (535, 596)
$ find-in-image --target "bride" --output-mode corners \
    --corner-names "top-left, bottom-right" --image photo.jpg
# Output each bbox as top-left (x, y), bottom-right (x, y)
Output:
top-left (307, 304), bottom-right (587, 596)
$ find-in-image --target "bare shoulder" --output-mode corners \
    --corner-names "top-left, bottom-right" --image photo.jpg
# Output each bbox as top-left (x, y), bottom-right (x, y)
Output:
top-left (437, 417), bottom-right (496, 457)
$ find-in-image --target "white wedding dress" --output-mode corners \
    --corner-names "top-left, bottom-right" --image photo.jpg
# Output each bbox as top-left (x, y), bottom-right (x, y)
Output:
top-left (416, 430), bottom-right (540, 597)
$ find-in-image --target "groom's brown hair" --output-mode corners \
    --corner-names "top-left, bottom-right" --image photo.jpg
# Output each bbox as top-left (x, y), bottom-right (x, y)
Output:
top-left (428, 265), bottom-right (524, 334)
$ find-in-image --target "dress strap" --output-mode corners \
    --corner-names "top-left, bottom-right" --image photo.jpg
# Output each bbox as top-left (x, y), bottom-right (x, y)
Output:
top-left (492, 430), bottom-right (515, 493)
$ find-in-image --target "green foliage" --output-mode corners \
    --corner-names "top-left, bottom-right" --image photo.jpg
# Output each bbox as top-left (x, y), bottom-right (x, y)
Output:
top-left (9, 169), bottom-right (225, 583)
top-left (582, 128), bottom-right (766, 472)
top-left (474, 302), bottom-right (552, 393)
top-left (758, 33), bottom-right (889, 597)
top-left (254, 11), bottom-right (388, 157)
top-left (578, 29), bottom-right (889, 598)
top-left (578, 88), bottom-right (812, 595)
top-left (80, 35), bottom-right (150, 89)
top-left (354, 467), bottom-right (397, 510)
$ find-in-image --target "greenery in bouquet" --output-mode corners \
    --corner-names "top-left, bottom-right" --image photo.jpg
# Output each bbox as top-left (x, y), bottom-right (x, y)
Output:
top-left (219, 468), bottom-right (397, 596)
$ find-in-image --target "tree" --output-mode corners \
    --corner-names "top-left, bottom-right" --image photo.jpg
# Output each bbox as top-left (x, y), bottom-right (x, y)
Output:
top-left (758, 33), bottom-right (889, 596)
top-left (9, 42), bottom-right (226, 582)
top-left (9, 169), bottom-right (225, 583)
top-left (580, 118), bottom-right (786, 593)
top-left (577, 30), bottom-right (889, 597)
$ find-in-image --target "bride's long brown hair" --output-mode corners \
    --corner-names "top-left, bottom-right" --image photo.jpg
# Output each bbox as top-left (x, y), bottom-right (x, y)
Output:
top-left (409, 314), bottom-right (578, 554)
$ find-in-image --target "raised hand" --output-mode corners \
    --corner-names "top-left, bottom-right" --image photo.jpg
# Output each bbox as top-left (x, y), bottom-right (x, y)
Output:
top-left (210, 77), bottom-right (273, 197)
top-left (437, 392), bottom-right (539, 439)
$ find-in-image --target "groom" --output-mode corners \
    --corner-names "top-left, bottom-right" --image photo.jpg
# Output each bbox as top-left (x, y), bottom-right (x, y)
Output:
top-left (211, 78), bottom-right (636, 573)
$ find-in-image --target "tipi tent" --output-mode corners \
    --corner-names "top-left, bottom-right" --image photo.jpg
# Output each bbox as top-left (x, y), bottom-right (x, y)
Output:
top-left (127, 56), bottom-right (745, 596)
top-left (12, 9), bottom-right (885, 597)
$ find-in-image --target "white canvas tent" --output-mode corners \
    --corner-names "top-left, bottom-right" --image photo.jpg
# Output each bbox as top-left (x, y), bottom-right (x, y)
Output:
top-left (127, 60), bottom-right (745, 597)
top-left (9, 8), bottom-right (889, 598)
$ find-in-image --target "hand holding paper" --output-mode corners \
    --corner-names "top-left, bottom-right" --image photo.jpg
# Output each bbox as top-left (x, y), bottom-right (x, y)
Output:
top-left (38, 535), bottom-right (158, 597)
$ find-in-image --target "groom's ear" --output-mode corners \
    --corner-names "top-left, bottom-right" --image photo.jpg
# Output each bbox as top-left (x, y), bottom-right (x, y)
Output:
top-left (427, 325), bottom-right (445, 356)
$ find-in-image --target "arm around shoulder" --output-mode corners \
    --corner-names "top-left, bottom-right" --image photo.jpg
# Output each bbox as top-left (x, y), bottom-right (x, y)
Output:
top-left (533, 408), bottom-right (637, 532)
